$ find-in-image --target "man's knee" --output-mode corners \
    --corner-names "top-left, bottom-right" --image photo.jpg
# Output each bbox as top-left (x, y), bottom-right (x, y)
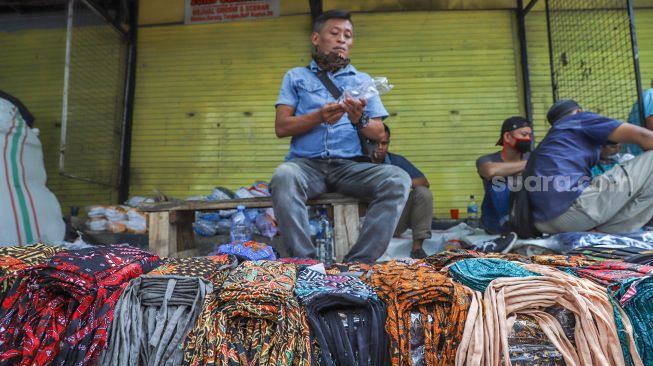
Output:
top-left (270, 163), bottom-right (303, 193)
top-left (270, 163), bottom-right (301, 189)
top-left (382, 165), bottom-right (411, 194)
top-left (412, 185), bottom-right (433, 202)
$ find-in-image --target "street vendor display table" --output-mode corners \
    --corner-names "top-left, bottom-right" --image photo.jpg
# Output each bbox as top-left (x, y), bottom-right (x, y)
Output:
top-left (139, 193), bottom-right (362, 261)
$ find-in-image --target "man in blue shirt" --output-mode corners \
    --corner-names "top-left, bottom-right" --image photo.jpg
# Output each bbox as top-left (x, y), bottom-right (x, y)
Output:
top-left (270, 10), bottom-right (411, 263)
top-left (476, 117), bottom-right (532, 234)
top-left (371, 124), bottom-right (432, 259)
top-left (532, 99), bottom-right (653, 234)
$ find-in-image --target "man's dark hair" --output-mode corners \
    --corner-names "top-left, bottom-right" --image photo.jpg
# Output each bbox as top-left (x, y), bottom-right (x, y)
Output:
top-left (313, 10), bottom-right (352, 33)
top-left (383, 123), bottom-right (391, 137)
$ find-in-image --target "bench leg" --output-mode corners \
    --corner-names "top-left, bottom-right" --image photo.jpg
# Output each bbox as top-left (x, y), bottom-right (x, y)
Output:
top-left (148, 211), bottom-right (194, 257)
top-left (333, 203), bottom-right (360, 262)
top-left (148, 212), bottom-right (176, 257)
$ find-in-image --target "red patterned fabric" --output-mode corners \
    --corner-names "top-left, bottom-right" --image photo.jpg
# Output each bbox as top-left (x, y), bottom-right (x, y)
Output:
top-left (572, 262), bottom-right (653, 286)
top-left (0, 245), bottom-right (160, 366)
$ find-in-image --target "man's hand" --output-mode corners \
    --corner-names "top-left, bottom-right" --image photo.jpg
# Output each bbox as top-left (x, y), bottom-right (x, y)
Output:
top-left (341, 97), bottom-right (367, 125)
top-left (320, 103), bottom-right (345, 124)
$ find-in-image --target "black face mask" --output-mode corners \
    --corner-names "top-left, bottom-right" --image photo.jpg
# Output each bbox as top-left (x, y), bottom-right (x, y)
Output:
top-left (513, 138), bottom-right (532, 153)
top-left (312, 51), bottom-right (350, 73)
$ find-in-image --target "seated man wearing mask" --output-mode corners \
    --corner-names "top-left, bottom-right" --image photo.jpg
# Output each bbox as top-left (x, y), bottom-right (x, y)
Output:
top-left (532, 99), bottom-right (653, 234)
top-left (371, 123), bottom-right (432, 259)
top-left (476, 117), bottom-right (532, 234)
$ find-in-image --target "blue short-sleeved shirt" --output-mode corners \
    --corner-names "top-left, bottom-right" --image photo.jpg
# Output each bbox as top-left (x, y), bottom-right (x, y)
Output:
top-left (530, 112), bottom-right (622, 222)
top-left (625, 88), bottom-right (653, 155)
top-left (383, 152), bottom-right (424, 179)
top-left (476, 151), bottom-right (529, 234)
top-left (275, 60), bottom-right (388, 161)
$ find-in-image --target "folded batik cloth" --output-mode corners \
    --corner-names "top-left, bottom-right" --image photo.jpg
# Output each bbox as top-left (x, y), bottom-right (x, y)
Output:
top-left (183, 260), bottom-right (311, 366)
top-left (295, 268), bottom-right (389, 365)
top-left (611, 275), bottom-right (653, 364)
top-left (363, 260), bottom-right (469, 366)
top-left (571, 262), bottom-right (653, 287)
top-left (211, 240), bottom-right (276, 261)
top-left (99, 255), bottom-right (236, 366)
top-left (148, 254), bottom-right (237, 287)
top-left (453, 260), bottom-right (643, 366)
top-left (0, 245), bottom-right (161, 366)
top-left (0, 243), bottom-right (63, 301)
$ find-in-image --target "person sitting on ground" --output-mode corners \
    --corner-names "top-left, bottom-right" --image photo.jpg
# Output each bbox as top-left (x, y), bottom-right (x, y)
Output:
top-left (476, 116), bottom-right (532, 234)
top-left (591, 142), bottom-right (622, 177)
top-left (371, 123), bottom-right (432, 259)
top-left (532, 99), bottom-right (653, 234)
top-left (270, 10), bottom-right (411, 263)
top-left (624, 82), bottom-right (653, 155)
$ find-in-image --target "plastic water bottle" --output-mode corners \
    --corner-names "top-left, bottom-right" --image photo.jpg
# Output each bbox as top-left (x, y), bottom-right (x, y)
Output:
top-left (466, 195), bottom-right (479, 228)
top-left (316, 207), bottom-right (334, 264)
top-left (230, 205), bottom-right (252, 242)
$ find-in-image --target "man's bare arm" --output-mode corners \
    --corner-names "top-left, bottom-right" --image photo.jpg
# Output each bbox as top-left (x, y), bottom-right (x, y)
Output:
top-left (412, 176), bottom-right (429, 188)
top-left (477, 161), bottom-right (527, 180)
top-left (608, 123), bottom-right (653, 150)
top-left (274, 104), bottom-right (344, 138)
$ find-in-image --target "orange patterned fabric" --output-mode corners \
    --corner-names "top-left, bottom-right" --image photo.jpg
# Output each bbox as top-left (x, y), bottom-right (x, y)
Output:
top-left (363, 260), bottom-right (470, 366)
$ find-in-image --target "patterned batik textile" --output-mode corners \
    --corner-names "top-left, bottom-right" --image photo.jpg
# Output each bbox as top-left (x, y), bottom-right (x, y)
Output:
top-left (453, 260), bottom-right (643, 366)
top-left (182, 260), bottom-right (312, 366)
top-left (211, 240), bottom-right (276, 261)
top-left (99, 255), bottom-right (236, 366)
top-left (571, 262), bottom-right (653, 287)
top-left (425, 250), bottom-right (531, 271)
top-left (611, 275), bottom-right (653, 364)
top-left (447, 258), bottom-right (540, 293)
top-left (148, 255), bottom-right (237, 287)
top-left (364, 260), bottom-right (470, 366)
top-left (295, 268), bottom-right (389, 366)
top-left (505, 309), bottom-right (574, 366)
top-left (0, 245), bottom-right (161, 366)
top-left (552, 232), bottom-right (653, 253)
top-left (326, 262), bottom-right (373, 275)
top-left (568, 245), bottom-right (650, 262)
top-left (529, 254), bottom-right (604, 268)
top-left (0, 243), bottom-right (63, 301)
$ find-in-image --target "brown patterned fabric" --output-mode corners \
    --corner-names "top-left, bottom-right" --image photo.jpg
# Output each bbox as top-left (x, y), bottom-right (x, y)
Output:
top-left (363, 260), bottom-right (470, 365)
top-left (148, 254), bottom-right (237, 288)
top-left (183, 261), bottom-right (312, 366)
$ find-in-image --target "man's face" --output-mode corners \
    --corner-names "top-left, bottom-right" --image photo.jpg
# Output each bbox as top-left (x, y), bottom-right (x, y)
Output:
top-left (373, 131), bottom-right (390, 161)
top-left (311, 18), bottom-right (353, 59)
top-left (601, 143), bottom-right (621, 158)
top-left (503, 126), bottom-right (532, 147)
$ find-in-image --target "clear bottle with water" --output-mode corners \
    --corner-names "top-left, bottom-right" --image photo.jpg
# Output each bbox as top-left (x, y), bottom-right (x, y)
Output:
top-left (466, 195), bottom-right (479, 228)
top-left (230, 205), bottom-right (253, 242)
top-left (316, 207), bottom-right (334, 264)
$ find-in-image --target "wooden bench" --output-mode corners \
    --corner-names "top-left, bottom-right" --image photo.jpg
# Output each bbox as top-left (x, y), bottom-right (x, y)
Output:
top-left (139, 193), bottom-right (362, 261)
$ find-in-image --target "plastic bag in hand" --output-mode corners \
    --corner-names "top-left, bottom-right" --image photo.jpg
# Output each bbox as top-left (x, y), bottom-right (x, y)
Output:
top-left (337, 77), bottom-right (393, 103)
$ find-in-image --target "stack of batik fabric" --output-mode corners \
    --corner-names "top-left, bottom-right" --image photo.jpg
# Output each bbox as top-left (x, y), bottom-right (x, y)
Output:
top-left (0, 243), bottom-right (63, 303)
top-left (611, 275), bottom-right (653, 364)
top-left (295, 267), bottom-right (389, 365)
top-left (183, 260), bottom-right (311, 366)
top-left (364, 260), bottom-right (469, 366)
top-left (0, 245), bottom-right (161, 366)
top-left (98, 255), bottom-right (237, 366)
top-left (449, 258), bottom-right (643, 366)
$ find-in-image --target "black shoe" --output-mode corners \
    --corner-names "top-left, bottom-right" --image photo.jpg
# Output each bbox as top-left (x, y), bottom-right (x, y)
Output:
top-left (470, 232), bottom-right (517, 253)
top-left (410, 248), bottom-right (428, 259)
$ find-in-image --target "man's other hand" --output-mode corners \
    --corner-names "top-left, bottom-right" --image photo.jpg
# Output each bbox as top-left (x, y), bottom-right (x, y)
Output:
top-left (342, 97), bottom-right (367, 126)
top-left (321, 103), bottom-right (345, 124)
